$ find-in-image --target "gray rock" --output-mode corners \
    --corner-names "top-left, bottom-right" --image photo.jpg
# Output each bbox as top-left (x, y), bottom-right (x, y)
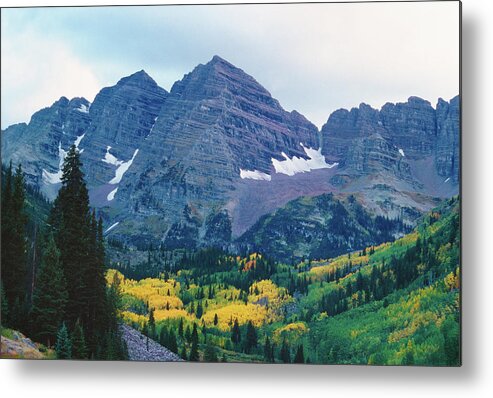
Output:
top-left (1, 56), bottom-right (459, 258)
top-left (120, 323), bottom-right (182, 362)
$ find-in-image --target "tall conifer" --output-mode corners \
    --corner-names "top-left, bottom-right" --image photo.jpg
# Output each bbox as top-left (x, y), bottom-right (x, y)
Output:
top-left (30, 234), bottom-right (68, 346)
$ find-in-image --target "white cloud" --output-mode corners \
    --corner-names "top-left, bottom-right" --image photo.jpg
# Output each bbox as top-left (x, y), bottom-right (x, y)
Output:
top-left (1, 1), bottom-right (459, 130)
top-left (1, 25), bottom-right (101, 128)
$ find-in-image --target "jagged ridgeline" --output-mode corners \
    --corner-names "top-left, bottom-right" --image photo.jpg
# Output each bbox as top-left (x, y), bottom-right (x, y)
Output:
top-left (1, 56), bottom-right (459, 266)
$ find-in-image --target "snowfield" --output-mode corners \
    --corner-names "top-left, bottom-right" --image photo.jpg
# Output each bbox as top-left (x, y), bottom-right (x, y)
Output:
top-left (107, 186), bottom-right (118, 201)
top-left (272, 143), bottom-right (338, 176)
top-left (109, 149), bottom-right (139, 184)
top-left (240, 169), bottom-right (272, 181)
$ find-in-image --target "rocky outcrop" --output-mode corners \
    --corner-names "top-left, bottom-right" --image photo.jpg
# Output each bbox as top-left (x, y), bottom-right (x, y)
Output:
top-left (120, 323), bottom-right (182, 362)
top-left (80, 70), bottom-right (168, 190)
top-left (1, 96), bottom-right (92, 198)
top-left (0, 329), bottom-right (51, 359)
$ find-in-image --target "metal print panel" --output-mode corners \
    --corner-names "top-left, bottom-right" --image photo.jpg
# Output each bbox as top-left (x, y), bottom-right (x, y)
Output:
top-left (0, 1), bottom-right (461, 365)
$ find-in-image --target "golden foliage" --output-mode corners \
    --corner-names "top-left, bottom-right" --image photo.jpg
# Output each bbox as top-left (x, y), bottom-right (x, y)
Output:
top-left (444, 269), bottom-right (460, 291)
top-left (272, 322), bottom-right (308, 345)
top-left (202, 303), bottom-right (267, 331)
top-left (154, 309), bottom-right (194, 322)
top-left (121, 311), bottom-right (147, 327)
top-left (248, 280), bottom-right (292, 323)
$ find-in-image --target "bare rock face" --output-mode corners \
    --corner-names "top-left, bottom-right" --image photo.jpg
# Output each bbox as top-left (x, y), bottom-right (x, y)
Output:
top-left (435, 96), bottom-right (460, 183)
top-left (80, 70), bottom-right (168, 190)
top-left (321, 96), bottom-right (460, 186)
top-left (1, 56), bottom-right (459, 258)
top-left (380, 96), bottom-right (437, 159)
top-left (114, 56), bottom-right (320, 248)
top-left (1, 96), bottom-right (92, 198)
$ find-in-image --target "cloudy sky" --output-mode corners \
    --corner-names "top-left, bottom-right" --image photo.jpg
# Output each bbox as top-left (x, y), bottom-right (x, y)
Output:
top-left (1, 1), bottom-right (460, 129)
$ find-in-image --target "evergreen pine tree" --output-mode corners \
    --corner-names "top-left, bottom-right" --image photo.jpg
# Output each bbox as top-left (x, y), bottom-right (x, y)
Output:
top-left (294, 344), bottom-right (305, 364)
top-left (148, 308), bottom-right (156, 339)
top-left (48, 146), bottom-right (124, 358)
top-left (168, 330), bottom-right (178, 353)
top-left (204, 344), bottom-right (218, 362)
top-left (185, 325), bottom-right (192, 343)
top-left (196, 301), bottom-right (203, 319)
top-left (178, 318), bottom-right (184, 337)
top-left (280, 338), bottom-right (291, 363)
top-left (159, 326), bottom-right (169, 347)
top-left (189, 323), bottom-right (200, 361)
top-left (50, 146), bottom-right (91, 327)
top-left (30, 234), bottom-right (68, 346)
top-left (264, 336), bottom-right (272, 362)
top-left (231, 318), bottom-right (241, 344)
top-left (1, 164), bottom-right (28, 328)
top-left (0, 281), bottom-right (8, 326)
top-left (55, 322), bottom-right (72, 359)
top-left (245, 321), bottom-right (257, 353)
top-left (71, 319), bottom-right (88, 359)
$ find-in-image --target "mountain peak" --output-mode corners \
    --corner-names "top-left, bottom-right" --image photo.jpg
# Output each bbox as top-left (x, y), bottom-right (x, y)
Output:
top-left (116, 69), bottom-right (157, 87)
top-left (208, 55), bottom-right (233, 66)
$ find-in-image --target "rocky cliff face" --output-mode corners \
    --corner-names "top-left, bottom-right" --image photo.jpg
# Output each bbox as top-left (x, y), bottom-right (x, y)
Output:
top-left (1, 71), bottom-right (168, 203)
top-left (77, 70), bottom-right (168, 207)
top-left (112, 56), bottom-right (321, 247)
top-left (321, 96), bottom-right (460, 185)
top-left (1, 56), bottom-right (460, 258)
top-left (1, 96), bottom-right (92, 198)
top-left (80, 70), bottom-right (168, 188)
top-left (435, 96), bottom-right (460, 183)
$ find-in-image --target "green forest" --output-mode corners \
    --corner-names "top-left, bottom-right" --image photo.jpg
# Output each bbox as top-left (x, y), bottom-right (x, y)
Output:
top-left (1, 147), bottom-right (126, 359)
top-left (1, 147), bottom-right (460, 365)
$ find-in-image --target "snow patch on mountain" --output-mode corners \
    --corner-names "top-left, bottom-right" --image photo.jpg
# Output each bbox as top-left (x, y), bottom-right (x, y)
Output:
top-left (107, 186), bottom-right (118, 201)
top-left (74, 133), bottom-right (85, 153)
top-left (240, 169), bottom-right (271, 181)
top-left (102, 146), bottom-right (123, 166)
top-left (109, 149), bottom-right (139, 184)
top-left (42, 142), bottom-right (68, 184)
top-left (104, 222), bottom-right (119, 234)
top-left (272, 143), bottom-right (338, 176)
top-left (76, 103), bottom-right (90, 114)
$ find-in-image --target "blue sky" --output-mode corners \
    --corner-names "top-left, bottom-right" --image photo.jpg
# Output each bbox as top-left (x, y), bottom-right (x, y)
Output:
top-left (1, 1), bottom-right (459, 129)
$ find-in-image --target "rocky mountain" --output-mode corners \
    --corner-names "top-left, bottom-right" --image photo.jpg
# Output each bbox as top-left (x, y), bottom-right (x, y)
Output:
top-left (321, 96), bottom-right (460, 188)
top-left (1, 56), bottom-right (460, 261)
top-left (237, 193), bottom-right (413, 262)
top-left (1, 96), bottom-right (92, 199)
top-left (100, 56), bottom-right (322, 248)
top-left (1, 70), bottom-right (168, 202)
